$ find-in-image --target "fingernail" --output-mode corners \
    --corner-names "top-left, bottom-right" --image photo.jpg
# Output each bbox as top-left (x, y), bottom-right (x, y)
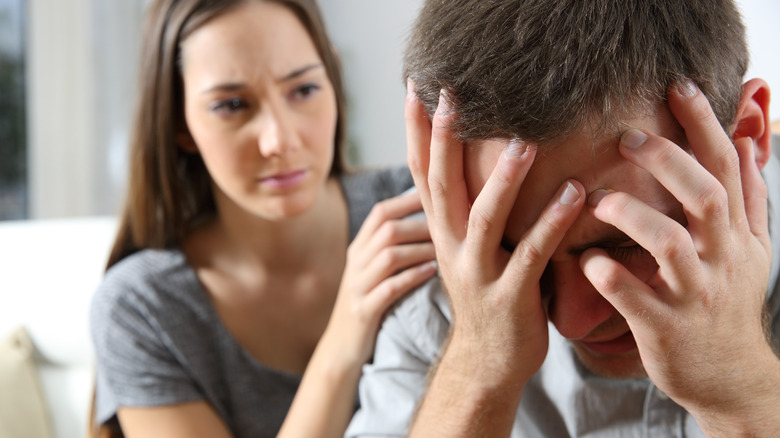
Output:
top-left (420, 260), bottom-right (439, 274)
top-left (505, 139), bottom-right (528, 158)
top-left (621, 129), bottom-right (648, 149)
top-left (406, 80), bottom-right (416, 100)
top-left (677, 79), bottom-right (698, 98)
top-left (437, 89), bottom-right (451, 114)
top-left (559, 181), bottom-right (581, 206)
top-left (588, 189), bottom-right (612, 207)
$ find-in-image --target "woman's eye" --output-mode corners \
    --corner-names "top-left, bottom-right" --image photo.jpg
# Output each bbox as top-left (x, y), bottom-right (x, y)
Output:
top-left (291, 83), bottom-right (320, 100)
top-left (210, 98), bottom-right (248, 114)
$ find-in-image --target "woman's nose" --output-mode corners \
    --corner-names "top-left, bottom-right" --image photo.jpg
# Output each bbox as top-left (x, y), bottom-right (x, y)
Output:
top-left (257, 99), bottom-right (301, 157)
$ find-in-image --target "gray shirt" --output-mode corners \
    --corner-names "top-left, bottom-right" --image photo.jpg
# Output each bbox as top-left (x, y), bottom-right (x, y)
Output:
top-left (90, 167), bottom-right (414, 438)
top-left (346, 137), bottom-right (780, 438)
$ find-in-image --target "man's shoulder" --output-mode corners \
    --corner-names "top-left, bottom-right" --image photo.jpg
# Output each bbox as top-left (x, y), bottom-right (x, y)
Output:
top-left (381, 276), bottom-right (451, 363)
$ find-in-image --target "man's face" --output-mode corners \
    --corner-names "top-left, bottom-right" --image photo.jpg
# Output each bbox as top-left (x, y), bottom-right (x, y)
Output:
top-left (463, 105), bottom-right (688, 378)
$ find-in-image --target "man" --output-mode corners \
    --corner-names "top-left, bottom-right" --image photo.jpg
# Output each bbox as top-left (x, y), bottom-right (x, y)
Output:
top-left (346, 0), bottom-right (780, 436)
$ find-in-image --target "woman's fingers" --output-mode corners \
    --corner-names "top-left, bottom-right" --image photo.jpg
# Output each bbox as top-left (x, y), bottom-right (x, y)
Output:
top-left (363, 259), bottom-right (438, 318)
top-left (352, 192), bottom-right (425, 248)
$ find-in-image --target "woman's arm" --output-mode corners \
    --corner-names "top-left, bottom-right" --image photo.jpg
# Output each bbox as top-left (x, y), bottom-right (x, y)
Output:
top-left (117, 402), bottom-right (232, 438)
top-left (277, 191), bottom-right (436, 438)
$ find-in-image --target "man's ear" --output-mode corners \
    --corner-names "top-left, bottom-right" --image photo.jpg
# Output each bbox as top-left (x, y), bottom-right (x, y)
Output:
top-left (177, 131), bottom-right (199, 153)
top-left (732, 78), bottom-right (771, 170)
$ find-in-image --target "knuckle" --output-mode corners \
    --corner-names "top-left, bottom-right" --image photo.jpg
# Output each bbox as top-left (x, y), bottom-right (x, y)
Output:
top-left (714, 146), bottom-right (740, 176)
top-left (648, 139), bottom-right (679, 167)
top-left (378, 247), bottom-right (403, 268)
top-left (696, 181), bottom-right (728, 218)
top-left (377, 221), bottom-right (402, 244)
top-left (468, 205), bottom-right (494, 234)
top-left (368, 200), bottom-right (392, 221)
top-left (591, 263), bottom-right (623, 291)
top-left (427, 175), bottom-right (449, 198)
top-left (654, 225), bottom-right (690, 260)
top-left (515, 241), bottom-right (545, 266)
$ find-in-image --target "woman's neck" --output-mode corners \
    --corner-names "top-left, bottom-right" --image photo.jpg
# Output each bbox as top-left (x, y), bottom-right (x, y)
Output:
top-left (186, 177), bottom-right (349, 278)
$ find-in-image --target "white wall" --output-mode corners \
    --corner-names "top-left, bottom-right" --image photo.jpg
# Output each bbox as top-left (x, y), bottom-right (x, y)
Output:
top-left (23, 0), bottom-right (780, 218)
top-left (319, 0), bottom-right (423, 168)
top-left (737, 0), bottom-right (780, 122)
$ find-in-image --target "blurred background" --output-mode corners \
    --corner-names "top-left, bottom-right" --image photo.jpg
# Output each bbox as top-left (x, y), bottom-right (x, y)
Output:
top-left (0, 0), bottom-right (778, 221)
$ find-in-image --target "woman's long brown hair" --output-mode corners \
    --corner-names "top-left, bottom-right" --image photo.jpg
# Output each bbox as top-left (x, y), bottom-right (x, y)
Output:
top-left (89, 0), bottom-right (346, 436)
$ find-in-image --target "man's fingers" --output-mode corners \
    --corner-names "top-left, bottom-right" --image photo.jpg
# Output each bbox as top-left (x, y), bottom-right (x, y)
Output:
top-left (580, 248), bottom-right (663, 330)
top-left (588, 190), bottom-right (699, 302)
top-left (465, 141), bottom-right (535, 264)
top-left (506, 180), bottom-right (584, 283)
top-left (405, 81), bottom-right (433, 208)
top-left (427, 90), bottom-right (470, 240)
top-left (617, 129), bottom-right (729, 255)
top-left (667, 81), bottom-right (745, 223)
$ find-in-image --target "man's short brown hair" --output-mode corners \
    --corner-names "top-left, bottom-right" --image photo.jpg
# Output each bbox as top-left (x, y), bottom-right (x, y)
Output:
top-left (404, 0), bottom-right (749, 144)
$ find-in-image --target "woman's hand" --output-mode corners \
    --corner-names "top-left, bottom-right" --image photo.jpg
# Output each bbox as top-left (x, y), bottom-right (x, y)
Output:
top-left (326, 190), bottom-right (436, 366)
top-left (278, 190), bottom-right (435, 438)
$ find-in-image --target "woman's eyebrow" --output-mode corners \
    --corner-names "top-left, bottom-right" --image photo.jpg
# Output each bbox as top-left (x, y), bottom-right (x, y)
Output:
top-left (278, 63), bottom-right (323, 81)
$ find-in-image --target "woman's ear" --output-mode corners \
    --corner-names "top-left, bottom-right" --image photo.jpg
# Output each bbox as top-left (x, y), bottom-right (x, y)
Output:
top-left (733, 78), bottom-right (771, 170)
top-left (177, 131), bottom-right (199, 153)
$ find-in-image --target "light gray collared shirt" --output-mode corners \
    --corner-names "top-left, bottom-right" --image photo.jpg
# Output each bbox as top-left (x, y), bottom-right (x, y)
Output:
top-left (346, 135), bottom-right (780, 438)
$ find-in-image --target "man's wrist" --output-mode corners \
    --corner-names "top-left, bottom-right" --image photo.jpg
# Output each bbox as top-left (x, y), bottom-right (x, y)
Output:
top-left (440, 330), bottom-right (532, 393)
top-left (686, 347), bottom-right (780, 437)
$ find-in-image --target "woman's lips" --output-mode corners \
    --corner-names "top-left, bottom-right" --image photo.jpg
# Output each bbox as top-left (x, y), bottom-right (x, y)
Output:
top-left (579, 331), bottom-right (637, 355)
top-left (258, 169), bottom-right (307, 190)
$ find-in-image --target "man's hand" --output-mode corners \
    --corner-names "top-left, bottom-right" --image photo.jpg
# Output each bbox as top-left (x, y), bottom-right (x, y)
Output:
top-left (579, 80), bottom-right (780, 436)
top-left (405, 83), bottom-right (585, 437)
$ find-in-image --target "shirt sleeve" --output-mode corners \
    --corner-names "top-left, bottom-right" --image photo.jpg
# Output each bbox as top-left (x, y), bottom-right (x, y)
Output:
top-left (90, 264), bottom-right (202, 423)
top-left (345, 278), bottom-right (451, 437)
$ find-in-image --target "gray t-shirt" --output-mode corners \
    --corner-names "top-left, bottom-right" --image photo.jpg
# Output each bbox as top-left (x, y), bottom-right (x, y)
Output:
top-left (90, 167), bottom-right (413, 438)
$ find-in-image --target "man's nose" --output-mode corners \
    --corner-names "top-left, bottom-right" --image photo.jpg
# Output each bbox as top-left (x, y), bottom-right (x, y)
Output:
top-left (545, 260), bottom-right (617, 339)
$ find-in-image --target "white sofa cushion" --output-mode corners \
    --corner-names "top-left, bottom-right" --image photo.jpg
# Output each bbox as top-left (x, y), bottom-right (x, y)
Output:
top-left (0, 216), bottom-right (118, 438)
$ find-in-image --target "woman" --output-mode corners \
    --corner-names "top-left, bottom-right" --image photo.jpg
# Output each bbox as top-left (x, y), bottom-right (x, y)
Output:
top-left (89, 0), bottom-right (435, 437)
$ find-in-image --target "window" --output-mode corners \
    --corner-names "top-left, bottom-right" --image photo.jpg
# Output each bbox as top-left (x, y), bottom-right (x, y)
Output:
top-left (0, 0), bottom-right (26, 220)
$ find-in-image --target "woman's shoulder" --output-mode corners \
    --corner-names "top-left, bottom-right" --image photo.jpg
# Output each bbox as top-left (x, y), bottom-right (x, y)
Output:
top-left (100, 248), bottom-right (191, 293)
top-left (340, 165), bottom-right (414, 200)
top-left (340, 165), bottom-right (415, 239)
top-left (91, 248), bottom-right (201, 324)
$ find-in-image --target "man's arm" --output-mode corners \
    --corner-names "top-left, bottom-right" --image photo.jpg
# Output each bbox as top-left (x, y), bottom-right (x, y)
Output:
top-left (345, 278), bottom-right (446, 438)
top-left (404, 85), bottom-right (585, 437)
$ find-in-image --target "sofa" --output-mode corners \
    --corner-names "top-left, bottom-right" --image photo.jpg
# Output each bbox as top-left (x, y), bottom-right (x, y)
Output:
top-left (0, 216), bottom-right (118, 438)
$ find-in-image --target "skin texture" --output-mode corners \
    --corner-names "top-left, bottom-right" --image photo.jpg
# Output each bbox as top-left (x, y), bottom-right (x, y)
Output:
top-left (114, 3), bottom-right (435, 437)
top-left (406, 78), bottom-right (780, 437)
